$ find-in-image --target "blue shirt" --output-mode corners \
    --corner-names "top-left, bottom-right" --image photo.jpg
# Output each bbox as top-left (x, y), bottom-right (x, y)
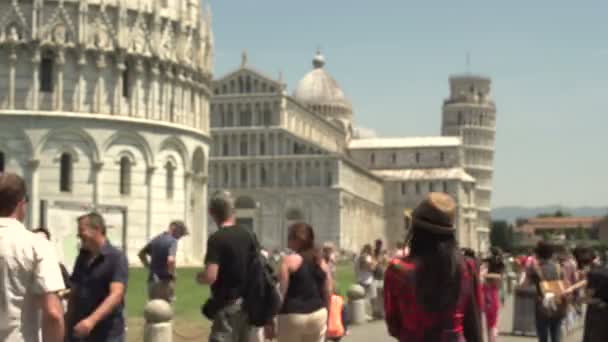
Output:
top-left (70, 242), bottom-right (128, 341)
top-left (142, 232), bottom-right (178, 281)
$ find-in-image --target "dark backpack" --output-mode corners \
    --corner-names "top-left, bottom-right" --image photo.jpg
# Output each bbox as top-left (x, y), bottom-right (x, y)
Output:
top-left (242, 230), bottom-right (281, 327)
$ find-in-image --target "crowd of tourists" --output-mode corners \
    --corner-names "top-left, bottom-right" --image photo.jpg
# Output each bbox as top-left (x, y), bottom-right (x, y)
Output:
top-left (1, 170), bottom-right (607, 342)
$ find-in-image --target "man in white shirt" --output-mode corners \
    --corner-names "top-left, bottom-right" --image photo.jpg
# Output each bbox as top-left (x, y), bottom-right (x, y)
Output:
top-left (0, 172), bottom-right (66, 342)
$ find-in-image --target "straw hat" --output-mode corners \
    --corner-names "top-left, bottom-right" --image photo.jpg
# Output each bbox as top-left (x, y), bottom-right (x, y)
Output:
top-left (411, 192), bottom-right (456, 235)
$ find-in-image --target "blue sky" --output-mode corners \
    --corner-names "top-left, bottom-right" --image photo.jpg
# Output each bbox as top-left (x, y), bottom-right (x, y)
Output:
top-left (209, 1), bottom-right (607, 208)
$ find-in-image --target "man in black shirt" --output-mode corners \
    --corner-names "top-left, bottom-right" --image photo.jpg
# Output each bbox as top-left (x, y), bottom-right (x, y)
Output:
top-left (197, 190), bottom-right (255, 342)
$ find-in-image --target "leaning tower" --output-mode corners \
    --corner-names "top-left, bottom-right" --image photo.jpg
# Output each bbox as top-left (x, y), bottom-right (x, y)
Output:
top-left (0, 0), bottom-right (214, 265)
top-left (441, 75), bottom-right (497, 252)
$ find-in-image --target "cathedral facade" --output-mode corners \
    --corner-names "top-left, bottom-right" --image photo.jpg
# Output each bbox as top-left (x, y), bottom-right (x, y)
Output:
top-left (208, 52), bottom-right (497, 252)
top-left (0, 0), bottom-right (214, 266)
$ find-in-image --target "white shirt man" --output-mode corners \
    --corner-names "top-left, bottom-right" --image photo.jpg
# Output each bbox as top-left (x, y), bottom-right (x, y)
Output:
top-left (0, 173), bottom-right (65, 342)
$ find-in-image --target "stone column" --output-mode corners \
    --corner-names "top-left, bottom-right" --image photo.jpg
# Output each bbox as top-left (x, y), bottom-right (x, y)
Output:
top-left (166, 67), bottom-right (175, 122)
top-left (150, 62), bottom-right (160, 120)
top-left (176, 69), bottom-right (185, 124)
top-left (55, 49), bottom-right (65, 111)
top-left (134, 59), bottom-right (144, 117)
top-left (27, 159), bottom-right (40, 229)
top-left (115, 54), bottom-right (126, 115)
top-left (92, 161), bottom-right (104, 207)
top-left (183, 171), bottom-right (193, 228)
top-left (8, 47), bottom-right (17, 109)
top-left (146, 166), bottom-right (156, 240)
top-left (143, 300), bottom-right (173, 342)
top-left (95, 53), bottom-right (106, 113)
top-left (31, 50), bottom-right (41, 110)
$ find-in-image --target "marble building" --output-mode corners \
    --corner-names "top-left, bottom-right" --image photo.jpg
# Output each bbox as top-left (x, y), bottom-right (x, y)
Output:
top-left (0, 0), bottom-right (214, 266)
top-left (209, 52), bottom-right (497, 252)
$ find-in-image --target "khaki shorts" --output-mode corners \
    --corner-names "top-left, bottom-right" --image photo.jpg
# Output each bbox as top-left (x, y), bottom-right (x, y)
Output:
top-left (148, 279), bottom-right (175, 303)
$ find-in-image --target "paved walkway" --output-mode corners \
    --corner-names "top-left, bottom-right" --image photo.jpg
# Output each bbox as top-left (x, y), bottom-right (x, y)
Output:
top-left (344, 295), bottom-right (584, 342)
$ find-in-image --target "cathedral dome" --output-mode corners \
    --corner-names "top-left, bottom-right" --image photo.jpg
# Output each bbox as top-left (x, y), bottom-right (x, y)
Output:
top-left (293, 51), bottom-right (353, 120)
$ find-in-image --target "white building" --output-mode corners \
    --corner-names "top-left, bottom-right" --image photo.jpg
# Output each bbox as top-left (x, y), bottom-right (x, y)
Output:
top-left (0, 0), bottom-right (214, 266)
top-left (209, 52), bottom-right (497, 252)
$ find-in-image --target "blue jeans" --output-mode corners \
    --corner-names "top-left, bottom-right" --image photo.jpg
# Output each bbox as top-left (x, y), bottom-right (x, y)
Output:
top-left (535, 314), bottom-right (562, 342)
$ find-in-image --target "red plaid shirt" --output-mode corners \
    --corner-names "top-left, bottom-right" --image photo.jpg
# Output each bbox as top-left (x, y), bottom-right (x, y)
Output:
top-left (383, 257), bottom-right (481, 342)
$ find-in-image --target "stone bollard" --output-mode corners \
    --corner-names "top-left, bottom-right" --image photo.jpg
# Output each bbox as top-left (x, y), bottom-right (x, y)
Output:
top-left (144, 299), bottom-right (173, 342)
top-left (347, 284), bottom-right (367, 325)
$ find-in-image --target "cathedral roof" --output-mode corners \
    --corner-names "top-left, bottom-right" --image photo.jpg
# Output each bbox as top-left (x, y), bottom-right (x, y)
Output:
top-left (349, 137), bottom-right (461, 150)
top-left (372, 168), bottom-right (475, 182)
top-left (293, 51), bottom-right (353, 115)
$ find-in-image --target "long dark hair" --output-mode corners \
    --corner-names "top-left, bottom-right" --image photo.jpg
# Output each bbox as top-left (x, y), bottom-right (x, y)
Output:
top-left (409, 226), bottom-right (462, 312)
top-left (288, 222), bottom-right (320, 263)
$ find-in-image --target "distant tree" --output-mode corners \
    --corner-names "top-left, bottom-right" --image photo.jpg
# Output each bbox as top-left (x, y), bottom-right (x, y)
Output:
top-left (537, 210), bottom-right (571, 218)
top-left (574, 226), bottom-right (588, 241)
top-left (491, 220), bottom-right (513, 251)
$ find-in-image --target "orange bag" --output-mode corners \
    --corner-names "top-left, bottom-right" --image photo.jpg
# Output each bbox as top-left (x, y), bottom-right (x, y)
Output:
top-left (327, 294), bottom-right (345, 338)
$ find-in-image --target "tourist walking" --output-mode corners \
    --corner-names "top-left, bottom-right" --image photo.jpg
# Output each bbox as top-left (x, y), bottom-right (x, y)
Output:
top-left (138, 220), bottom-right (188, 302)
top-left (273, 223), bottom-right (331, 342)
top-left (384, 192), bottom-right (483, 342)
top-left (197, 190), bottom-right (256, 342)
top-left (355, 243), bottom-right (376, 315)
top-left (482, 247), bottom-right (506, 342)
top-left (66, 212), bottom-right (129, 342)
top-left (0, 172), bottom-right (66, 342)
top-left (520, 240), bottom-right (568, 342)
top-left (572, 245), bottom-right (608, 342)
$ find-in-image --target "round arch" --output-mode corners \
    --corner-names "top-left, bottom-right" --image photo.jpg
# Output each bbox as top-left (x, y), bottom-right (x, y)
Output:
top-left (35, 127), bottom-right (101, 163)
top-left (102, 131), bottom-right (153, 168)
top-left (159, 136), bottom-right (190, 170)
top-left (192, 146), bottom-right (206, 175)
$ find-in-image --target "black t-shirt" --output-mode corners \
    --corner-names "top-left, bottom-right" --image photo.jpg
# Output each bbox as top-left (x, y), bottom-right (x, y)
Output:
top-left (204, 225), bottom-right (255, 301)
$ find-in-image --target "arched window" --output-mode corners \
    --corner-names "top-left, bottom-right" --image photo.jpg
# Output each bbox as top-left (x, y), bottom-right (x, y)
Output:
top-left (59, 153), bottom-right (73, 192)
top-left (415, 152), bottom-right (421, 164)
top-left (415, 182), bottom-right (421, 195)
top-left (370, 153), bottom-right (375, 165)
top-left (240, 165), bottom-right (248, 185)
top-left (40, 54), bottom-right (54, 92)
top-left (0, 151), bottom-right (5, 172)
top-left (457, 112), bottom-right (463, 125)
top-left (429, 182), bottom-right (435, 192)
top-left (238, 77), bottom-right (244, 93)
top-left (222, 166), bottom-right (229, 186)
top-left (401, 182), bottom-right (406, 195)
top-left (442, 181), bottom-right (448, 193)
top-left (260, 167), bottom-right (267, 186)
top-left (119, 156), bottom-right (131, 195)
top-left (440, 151), bottom-right (445, 163)
top-left (259, 139), bottom-right (266, 155)
top-left (240, 136), bottom-right (248, 155)
top-left (165, 161), bottom-right (175, 199)
top-left (392, 153), bottom-right (397, 164)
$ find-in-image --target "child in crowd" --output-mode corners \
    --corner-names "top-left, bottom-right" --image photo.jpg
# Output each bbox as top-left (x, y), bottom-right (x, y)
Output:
top-left (327, 284), bottom-right (349, 342)
top-left (482, 247), bottom-right (505, 342)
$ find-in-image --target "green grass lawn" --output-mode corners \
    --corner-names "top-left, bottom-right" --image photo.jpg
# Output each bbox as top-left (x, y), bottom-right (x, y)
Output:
top-left (126, 264), bottom-right (356, 341)
top-left (127, 263), bottom-right (355, 319)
